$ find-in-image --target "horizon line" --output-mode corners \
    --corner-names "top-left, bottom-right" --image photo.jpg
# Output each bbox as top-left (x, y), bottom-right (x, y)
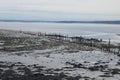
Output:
top-left (0, 19), bottom-right (120, 24)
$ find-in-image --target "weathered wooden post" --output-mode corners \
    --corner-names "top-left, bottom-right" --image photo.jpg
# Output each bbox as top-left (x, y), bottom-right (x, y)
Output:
top-left (44, 32), bottom-right (46, 39)
top-left (108, 38), bottom-right (111, 52)
top-left (118, 46), bottom-right (120, 55)
top-left (66, 34), bottom-right (68, 41)
top-left (58, 33), bottom-right (60, 41)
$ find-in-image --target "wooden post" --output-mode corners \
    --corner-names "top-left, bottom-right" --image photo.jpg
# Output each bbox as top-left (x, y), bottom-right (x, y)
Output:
top-left (118, 46), bottom-right (120, 54)
top-left (108, 38), bottom-right (111, 52)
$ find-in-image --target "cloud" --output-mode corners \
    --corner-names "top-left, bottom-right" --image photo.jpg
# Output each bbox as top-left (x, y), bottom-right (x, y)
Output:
top-left (0, 0), bottom-right (120, 20)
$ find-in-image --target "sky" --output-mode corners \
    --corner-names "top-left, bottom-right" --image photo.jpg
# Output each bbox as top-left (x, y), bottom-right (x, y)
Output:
top-left (0, 0), bottom-right (120, 21)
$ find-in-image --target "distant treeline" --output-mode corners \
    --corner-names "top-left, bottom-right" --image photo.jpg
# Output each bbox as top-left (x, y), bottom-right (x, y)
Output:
top-left (56, 21), bottom-right (120, 24)
top-left (0, 20), bottom-right (120, 24)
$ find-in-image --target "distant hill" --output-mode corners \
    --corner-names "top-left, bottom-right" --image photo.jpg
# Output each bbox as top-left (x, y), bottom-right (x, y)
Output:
top-left (0, 20), bottom-right (120, 24)
top-left (56, 21), bottom-right (120, 24)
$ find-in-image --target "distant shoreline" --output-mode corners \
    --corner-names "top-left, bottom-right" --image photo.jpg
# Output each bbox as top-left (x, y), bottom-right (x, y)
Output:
top-left (0, 20), bottom-right (120, 24)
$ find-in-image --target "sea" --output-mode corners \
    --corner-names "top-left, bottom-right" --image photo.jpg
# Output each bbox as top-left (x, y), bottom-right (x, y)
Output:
top-left (0, 22), bottom-right (120, 42)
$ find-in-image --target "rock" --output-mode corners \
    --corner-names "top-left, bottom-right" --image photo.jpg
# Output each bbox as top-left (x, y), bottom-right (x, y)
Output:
top-left (1, 69), bottom-right (18, 80)
top-left (88, 65), bottom-right (108, 71)
top-left (111, 68), bottom-right (120, 75)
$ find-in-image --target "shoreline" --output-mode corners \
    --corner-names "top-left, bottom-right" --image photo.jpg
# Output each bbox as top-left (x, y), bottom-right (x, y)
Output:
top-left (0, 29), bottom-right (120, 55)
top-left (0, 29), bottom-right (120, 80)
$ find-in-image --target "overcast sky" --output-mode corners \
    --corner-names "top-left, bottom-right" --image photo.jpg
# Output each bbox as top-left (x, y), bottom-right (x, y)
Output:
top-left (0, 0), bottom-right (120, 21)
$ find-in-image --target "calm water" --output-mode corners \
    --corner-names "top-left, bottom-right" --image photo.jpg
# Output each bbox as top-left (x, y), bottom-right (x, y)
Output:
top-left (0, 22), bottom-right (120, 42)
